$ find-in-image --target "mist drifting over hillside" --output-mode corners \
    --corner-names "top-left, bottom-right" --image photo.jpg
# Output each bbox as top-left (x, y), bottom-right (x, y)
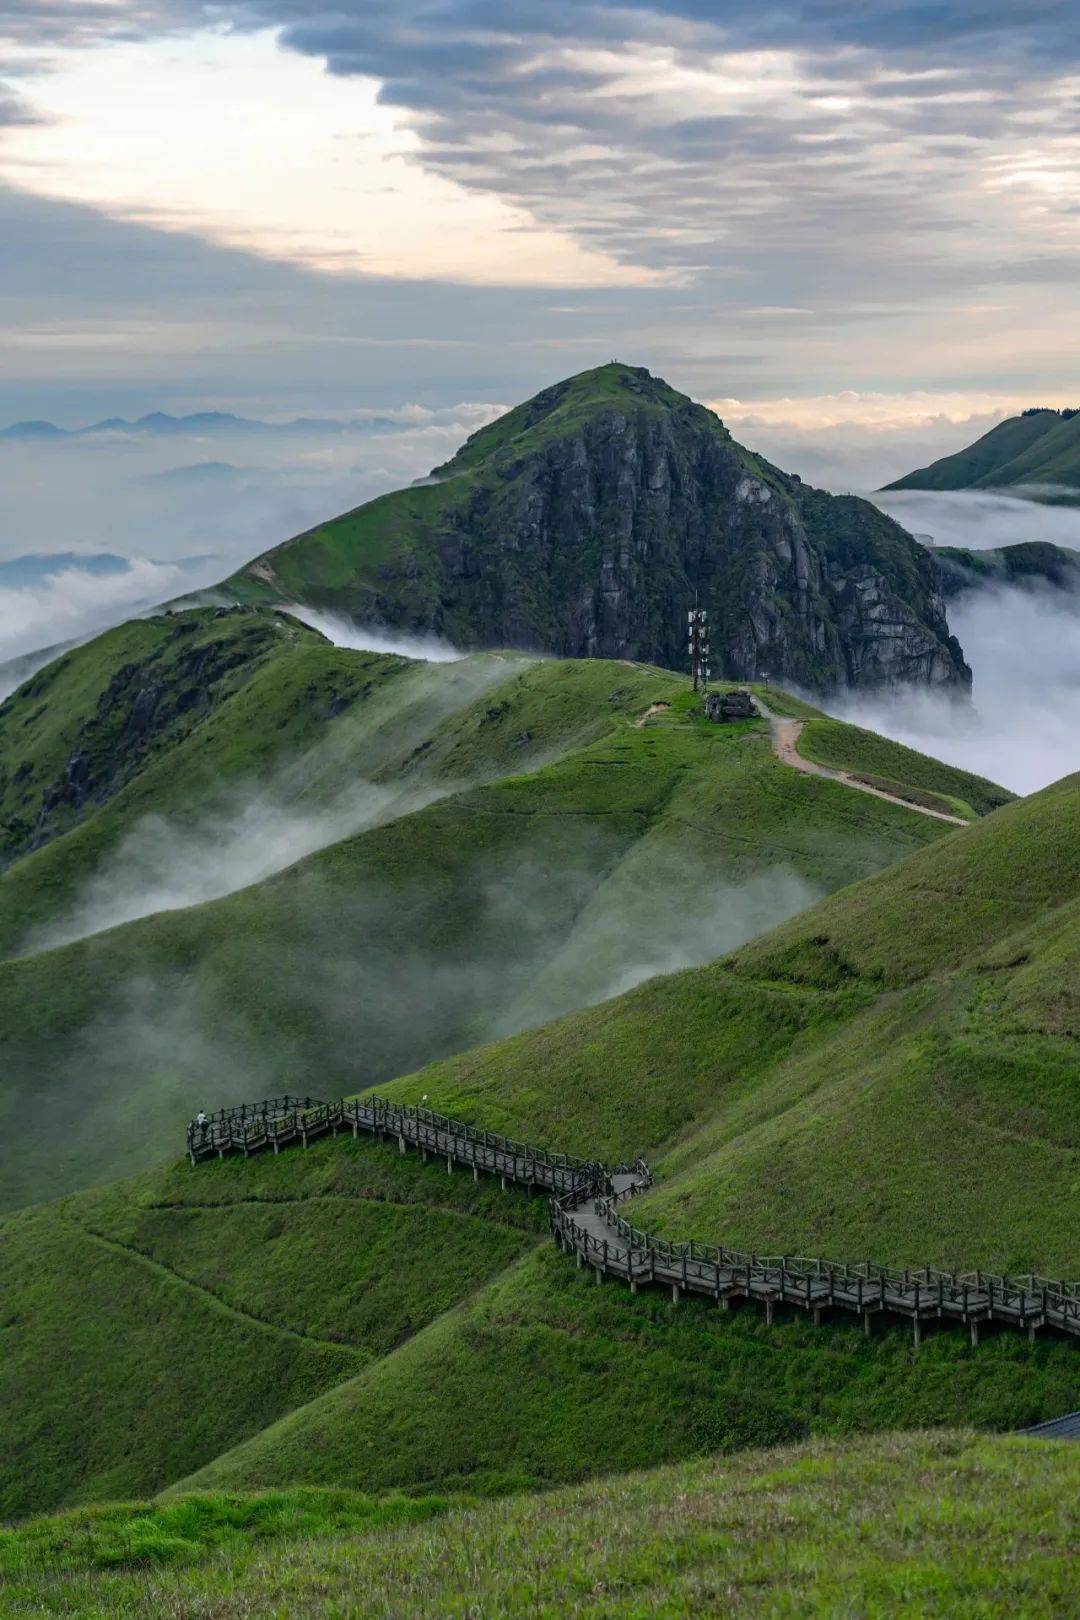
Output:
top-left (847, 492), bottom-right (1080, 794)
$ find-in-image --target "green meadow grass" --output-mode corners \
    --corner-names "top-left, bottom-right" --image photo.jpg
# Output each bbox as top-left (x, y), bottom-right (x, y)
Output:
top-left (176, 1242), bottom-right (1076, 1503)
top-left (5, 775), bottom-right (1078, 1517)
top-left (0, 1135), bottom-right (548, 1519)
top-left (888, 407), bottom-right (1080, 495)
top-left (795, 716), bottom-right (1010, 817)
top-left (5, 1433), bottom-right (1079, 1617)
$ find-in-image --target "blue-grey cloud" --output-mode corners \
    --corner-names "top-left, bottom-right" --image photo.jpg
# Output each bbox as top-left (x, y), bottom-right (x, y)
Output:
top-left (185, 0), bottom-right (1073, 310)
top-left (1, 0), bottom-right (1077, 442)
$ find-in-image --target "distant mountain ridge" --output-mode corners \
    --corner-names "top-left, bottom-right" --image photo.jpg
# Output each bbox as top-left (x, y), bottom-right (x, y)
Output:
top-left (228, 362), bottom-right (970, 695)
top-left (0, 411), bottom-right (401, 440)
top-left (0, 552), bottom-right (130, 586)
top-left (885, 408), bottom-right (1080, 502)
top-left (933, 539), bottom-right (1080, 600)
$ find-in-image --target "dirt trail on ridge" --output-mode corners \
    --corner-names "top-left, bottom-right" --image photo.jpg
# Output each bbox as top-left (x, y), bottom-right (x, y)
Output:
top-left (754, 697), bottom-right (970, 827)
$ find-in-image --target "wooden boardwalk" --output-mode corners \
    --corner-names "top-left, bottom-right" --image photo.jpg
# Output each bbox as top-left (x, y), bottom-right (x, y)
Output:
top-left (188, 1096), bottom-right (1080, 1348)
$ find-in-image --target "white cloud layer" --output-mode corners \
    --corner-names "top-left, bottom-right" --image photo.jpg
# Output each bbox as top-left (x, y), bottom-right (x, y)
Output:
top-left (282, 604), bottom-right (465, 664)
top-left (837, 493), bottom-right (1080, 795)
top-left (0, 557), bottom-right (182, 668)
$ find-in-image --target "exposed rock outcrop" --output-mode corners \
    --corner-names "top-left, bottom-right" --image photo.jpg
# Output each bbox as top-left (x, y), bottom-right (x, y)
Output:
top-left (235, 364), bottom-right (970, 695)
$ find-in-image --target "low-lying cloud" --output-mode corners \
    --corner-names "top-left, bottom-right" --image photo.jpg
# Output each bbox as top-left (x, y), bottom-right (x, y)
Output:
top-left (282, 604), bottom-right (465, 664)
top-left (823, 491), bottom-right (1080, 796)
top-left (0, 557), bottom-right (185, 676)
top-left (0, 402), bottom-right (504, 670)
top-left (5, 802), bottom-right (828, 1205)
top-left (23, 775), bottom-right (450, 955)
top-left (833, 585), bottom-right (1080, 797)
top-left (875, 489), bottom-right (1080, 552)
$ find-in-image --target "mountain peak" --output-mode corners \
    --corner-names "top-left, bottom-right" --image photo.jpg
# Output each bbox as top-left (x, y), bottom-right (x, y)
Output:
top-left (229, 362), bottom-right (968, 696)
top-left (432, 360), bottom-right (714, 480)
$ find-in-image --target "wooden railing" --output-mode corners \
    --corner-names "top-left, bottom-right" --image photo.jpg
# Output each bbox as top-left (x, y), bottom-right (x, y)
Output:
top-left (188, 1096), bottom-right (1080, 1347)
top-left (188, 1094), bottom-right (607, 1198)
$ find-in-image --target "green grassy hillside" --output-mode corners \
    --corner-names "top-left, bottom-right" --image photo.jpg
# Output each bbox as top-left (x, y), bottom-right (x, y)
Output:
top-left (0, 1135), bottom-right (547, 1518)
top-left (165, 777), bottom-right (1075, 1496)
top-left (6, 1433), bottom-right (1079, 1617)
top-left (374, 769), bottom-right (1080, 1272)
top-left (0, 635), bottom-right (674, 958)
top-left (179, 1239), bottom-right (1073, 1505)
top-left (165, 772), bottom-right (1080, 1503)
top-left (886, 409), bottom-right (1080, 499)
top-left (0, 608), bottom-right (333, 871)
top-left (795, 714), bottom-right (1012, 819)
top-left (3, 767), bottom-right (1077, 1519)
top-left (0, 675), bottom-right (995, 1211)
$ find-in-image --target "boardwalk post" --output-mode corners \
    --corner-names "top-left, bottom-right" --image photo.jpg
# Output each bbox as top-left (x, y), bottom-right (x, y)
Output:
top-left (473, 1165), bottom-right (479, 1182)
top-left (446, 1154), bottom-right (453, 1174)
top-left (970, 1318), bottom-right (980, 1348)
top-left (913, 1315), bottom-right (921, 1349)
top-left (398, 1135), bottom-right (406, 1154)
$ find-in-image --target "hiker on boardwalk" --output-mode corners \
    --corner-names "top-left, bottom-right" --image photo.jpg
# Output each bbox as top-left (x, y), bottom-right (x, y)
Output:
top-left (194, 1110), bottom-right (209, 1139)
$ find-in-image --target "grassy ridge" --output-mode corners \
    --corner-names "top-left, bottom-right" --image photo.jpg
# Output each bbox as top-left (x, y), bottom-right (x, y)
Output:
top-left (886, 408), bottom-right (1080, 498)
top-left (796, 715), bottom-right (1012, 817)
top-left (7, 1434), bottom-right (1080, 1616)
top-left (371, 772), bottom-right (1080, 1274)
top-left (0, 1136), bottom-right (546, 1519)
top-left (0, 637), bottom-right (677, 958)
top-left (0, 679), bottom-right (981, 1210)
top-left (0, 609), bottom-right (331, 871)
top-left (172, 784), bottom-right (1080, 1501)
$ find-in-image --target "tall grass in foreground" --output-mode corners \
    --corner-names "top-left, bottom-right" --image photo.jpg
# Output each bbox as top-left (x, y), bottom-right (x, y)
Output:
top-left (2, 1432), bottom-right (1078, 1617)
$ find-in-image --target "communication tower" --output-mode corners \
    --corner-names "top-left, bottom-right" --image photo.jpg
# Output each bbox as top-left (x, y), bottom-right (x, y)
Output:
top-left (688, 607), bottom-right (710, 693)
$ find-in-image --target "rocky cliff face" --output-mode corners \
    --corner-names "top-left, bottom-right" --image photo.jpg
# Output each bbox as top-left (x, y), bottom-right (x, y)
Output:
top-left (236, 364), bottom-right (970, 695)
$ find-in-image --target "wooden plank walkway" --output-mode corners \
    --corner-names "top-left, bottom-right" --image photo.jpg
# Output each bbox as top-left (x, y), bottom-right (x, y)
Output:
top-left (188, 1097), bottom-right (1080, 1348)
top-left (1021, 1411), bottom-right (1080, 1441)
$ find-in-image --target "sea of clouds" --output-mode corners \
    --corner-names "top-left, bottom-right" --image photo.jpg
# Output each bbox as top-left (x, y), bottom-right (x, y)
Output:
top-left (0, 401), bottom-right (502, 687)
top-left (847, 490), bottom-right (1080, 796)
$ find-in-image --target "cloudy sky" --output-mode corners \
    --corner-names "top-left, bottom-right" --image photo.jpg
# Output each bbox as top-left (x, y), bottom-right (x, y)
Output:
top-left (0, 1), bottom-right (1077, 430)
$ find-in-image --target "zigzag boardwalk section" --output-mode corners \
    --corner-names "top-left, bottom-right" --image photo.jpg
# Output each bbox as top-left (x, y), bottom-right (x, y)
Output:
top-left (188, 1097), bottom-right (1080, 1350)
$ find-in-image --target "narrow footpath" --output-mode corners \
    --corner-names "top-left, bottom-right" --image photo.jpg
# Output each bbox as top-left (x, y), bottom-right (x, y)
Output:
top-left (753, 697), bottom-right (970, 827)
